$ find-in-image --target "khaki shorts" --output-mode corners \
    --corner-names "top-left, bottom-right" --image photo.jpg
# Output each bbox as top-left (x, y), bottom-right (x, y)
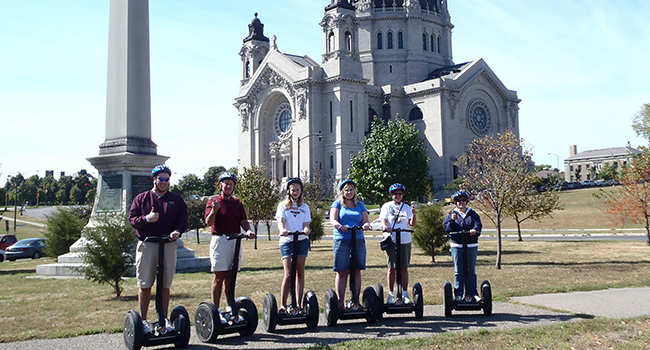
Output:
top-left (136, 240), bottom-right (177, 289)
top-left (386, 242), bottom-right (411, 269)
top-left (210, 235), bottom-right (242, 272)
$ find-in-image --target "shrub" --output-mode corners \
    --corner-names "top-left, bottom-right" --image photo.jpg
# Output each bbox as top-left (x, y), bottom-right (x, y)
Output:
top-left (43, 206), bottom-right (90, 257)
top-left (412, 203), bottom-right (449, 262)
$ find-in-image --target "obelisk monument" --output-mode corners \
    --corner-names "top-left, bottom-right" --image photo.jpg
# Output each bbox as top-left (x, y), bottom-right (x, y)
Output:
top-left (37, 0), bottom-right (208, 276)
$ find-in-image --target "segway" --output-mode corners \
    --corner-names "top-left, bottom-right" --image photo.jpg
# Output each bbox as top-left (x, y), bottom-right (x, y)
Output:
top-left (323, 225), bottom-right (380, 327)
top-left (263, 231), bottom-right (319, 332)
top-left (375, 228), bottom-right (424, 319)
top-left (124, 235), bottom-right (191, 350)
top-left (442, 230), bottom-right (492, 317)
top-left (194, 233), bottom-right (258, 343)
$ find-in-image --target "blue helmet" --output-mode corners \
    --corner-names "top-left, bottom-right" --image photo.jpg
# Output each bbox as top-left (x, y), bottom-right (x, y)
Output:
top-left (451, 190), bottom-right (470, 202)
top-left (151, 165), bottom-right (171, 177)
top-left (339, 179), bottom-right (355, 191)
top-left (286, 177), bottom-right (303, 190)
top-left (389, 183), bottom-right (406, 194)
top-left (218, 172), bottom-right (237, 185)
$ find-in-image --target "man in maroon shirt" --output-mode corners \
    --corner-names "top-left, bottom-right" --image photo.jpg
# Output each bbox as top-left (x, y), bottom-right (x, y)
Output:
top-left (204, 171), bottom-right (255, 322)
top-left (129, 165), bottom-right (188, 335)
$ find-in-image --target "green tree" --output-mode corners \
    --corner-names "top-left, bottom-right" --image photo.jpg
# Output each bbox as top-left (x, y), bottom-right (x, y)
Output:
top-left (43, 207), bottom-right (90, 257)
top-left (595, 146), bottom-right (650, 245)
top-left (76, 213), bottom-right (137, 297)
top-left (444, 177), bottom-right (463, 192)
top-left (237, 165), bottom-right (280, 248)
top-left (631, 102), bottom-right (650, 141)
top-left (171, 173), bottom-right (203, 198)
top-left (412, 203), bottom-right (448, 262)
top-left (42, 174), bottom-right (58, 205)
top-left (349, 116), bottom-right (432, 204)
top-left (510, 189), bottom-right (563, 241)
top-left (203, 166), bottom-right (226, 196)
top-left (85, 178), bottom-right (98, 205)
top-left (303, 168), bottom-right (334, 245)
top-left (457, 130), bottom-right (533, 269)
top-left (599, 163), bottom-right (619, 181)
top-left (186, 197), bottom-right (208, 244)
top-left (57, 175), bottom-right (73, 204)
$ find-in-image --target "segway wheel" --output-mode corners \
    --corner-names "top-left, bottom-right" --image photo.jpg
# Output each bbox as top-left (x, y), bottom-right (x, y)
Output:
top-left (481, 280), bottom-right (493, 316)
top-left (170, 305), bottom-right (191, 348)
top-left (236, 296), bottom-right (258, 336)
top-left (324, 289), bottom-right (339, 327)
top-left (263, 293), bottom-right (278, 332)
top-left (194, 301), bottom-right (220, 343)
top-left (362, 286), bottom-right (379, 324)
top-left (123, 310), bottom-right (144, 350)
top-left (443, 281), bottom-right (453, 317)
top-left (303, 290), bottom-right (319, 329)
top-left (413, 283), bottom-right (424, 319)
top-left (374, 283), bottom-right (384, 320)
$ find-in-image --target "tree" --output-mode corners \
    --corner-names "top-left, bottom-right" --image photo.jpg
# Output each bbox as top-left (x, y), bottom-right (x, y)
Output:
top-left (631, 102), bottom-right (650, 141)
top-left (76, 213), bottom-right (137, 297)
top-left (412, 203), bottom-right (448, 262)
top-left (444, 177), bottom-right (463, 192)
top-left (43, 206), bottom-right (90, 257)
top-left (595, 146), bottom-right (650, 245)
top-left (510, 189), bottom-right (563, 241)
top-left (203, 166), bottom-right (226, 196)
top-left (599, 163), bottom-right (619, 181)
top-left (187, 197), bottom-right (208, 244)
top-left (172, 173), bottom-right (203, 198)
top-left (457, 130), bottom-right (532, 269)
top-left (349, 116), bottom-right (432, 204)
top-left (237, 165), bottom-right (280, 248)
top-left (303, 168), bottom-right (335, 245)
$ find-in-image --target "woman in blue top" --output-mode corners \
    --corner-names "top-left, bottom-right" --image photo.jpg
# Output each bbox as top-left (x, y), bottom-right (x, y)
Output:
top-left (442, 190), bottom-right (483, 302)
top-left (329, 179), bottom-right (371, 310)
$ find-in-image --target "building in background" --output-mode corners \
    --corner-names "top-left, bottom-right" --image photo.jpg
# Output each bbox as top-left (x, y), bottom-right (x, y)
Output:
top-left (564, 145), bottom-right (639, 182)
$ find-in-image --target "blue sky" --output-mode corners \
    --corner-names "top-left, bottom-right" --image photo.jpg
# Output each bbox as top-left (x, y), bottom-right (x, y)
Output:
top-left (1, 0), bottom-right (649, 184)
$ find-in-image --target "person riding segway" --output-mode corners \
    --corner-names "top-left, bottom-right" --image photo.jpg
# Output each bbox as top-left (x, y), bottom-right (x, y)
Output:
top-left (375, 183), bottom-right (423, 319)
top-left (263, 178), bottom-right (319, 331)
top-left (442, 190), bottom-right (492, 317)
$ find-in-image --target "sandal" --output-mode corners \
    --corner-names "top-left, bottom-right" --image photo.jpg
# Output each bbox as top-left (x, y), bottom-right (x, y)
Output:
top-left (279, 306), bottom-right (287, 314)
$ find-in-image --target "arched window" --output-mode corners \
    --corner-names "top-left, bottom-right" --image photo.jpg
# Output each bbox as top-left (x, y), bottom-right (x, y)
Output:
top-left (327, 32), bottom-right (335, 53)
top-left (282, 159), bottom-right (287, 178)
top-left (345, 31), bottom-right (352, 51)
top-left (430, 35), bottom-right (435, 52)
top-left (387, 32), bottom-right (393, 49)
top-left (398, 32), bottom-right (404, 49)
top-left (409, 106), bottom-right (423, 120)
top-left (245, 61), bottom-right (250, 78)
top-left (330, 154), bottom-right (334, 169)
top-left (437, 36), bottom-right (441, 53)
top-left (350, 100), bottom-right (354, 132)
top-left (377, 32), bottom-right (383, 50)
top-left (329, 100), bottom-right (333, 133)
top-left (422, 33), bottom-right (427, 51)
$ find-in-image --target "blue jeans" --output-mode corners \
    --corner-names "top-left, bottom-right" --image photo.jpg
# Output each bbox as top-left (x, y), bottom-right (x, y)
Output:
top-left (451, 246), bottom-right (478, 298)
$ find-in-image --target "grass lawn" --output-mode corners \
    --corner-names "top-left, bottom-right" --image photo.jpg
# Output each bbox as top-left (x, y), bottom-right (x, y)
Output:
top-left (0, 186), bottom-right (649, 348)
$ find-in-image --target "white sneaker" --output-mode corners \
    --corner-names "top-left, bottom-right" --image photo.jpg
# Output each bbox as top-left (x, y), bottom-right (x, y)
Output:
top-left (403, 296), bottom-right (411, 304)
top-left (387, 292), bottom-right (395, 304)
top-left (454, 295), bottom-right (462, 302)
top-left (217, 309), bottom-right (228, 324)
top-left (161, 318), bottom-right (174, 334)
top-left (142, 320), bottom-right (153, 334)
top-left (474, 295), bottom-right (482, 302)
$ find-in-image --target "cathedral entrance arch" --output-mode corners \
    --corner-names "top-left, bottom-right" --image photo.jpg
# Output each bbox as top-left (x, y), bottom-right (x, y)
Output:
top-left (257, 91), bottom-right (294, 182)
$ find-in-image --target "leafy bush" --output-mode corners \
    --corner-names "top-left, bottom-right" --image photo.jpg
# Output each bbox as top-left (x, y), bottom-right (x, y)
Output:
top-left (43, 206), bottom-right (91, 257)
top-left (412, 203), bottom-right (449, 262)
top-left (76, 213), bottom-right (136, 297)
top-left (308, 204), bottom-right (325, 245)
top-left (186, 197), bottom-right (208, 243)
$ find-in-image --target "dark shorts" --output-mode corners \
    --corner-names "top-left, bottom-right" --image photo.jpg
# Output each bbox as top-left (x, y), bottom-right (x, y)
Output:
top-left (333, 239), bottom-right (366, 271)
top-left (280, 239), bottom-right (310, 259)
top-left (386, 242), bottom-right (411, 269)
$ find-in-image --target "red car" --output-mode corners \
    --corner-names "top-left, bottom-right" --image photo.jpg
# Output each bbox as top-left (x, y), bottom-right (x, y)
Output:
top-left (0, 234), bottom-right (18, 251)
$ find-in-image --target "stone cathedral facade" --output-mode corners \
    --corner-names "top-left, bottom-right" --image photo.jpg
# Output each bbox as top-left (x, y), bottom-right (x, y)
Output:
top-left (235, 0), bottom-right (520, 195)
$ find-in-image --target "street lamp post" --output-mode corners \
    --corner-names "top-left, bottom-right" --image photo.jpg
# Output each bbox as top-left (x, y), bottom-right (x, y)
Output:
top-left (297, 131), bottom-right (322, 179)
top-left (548, 152), bottom-right (559, 171)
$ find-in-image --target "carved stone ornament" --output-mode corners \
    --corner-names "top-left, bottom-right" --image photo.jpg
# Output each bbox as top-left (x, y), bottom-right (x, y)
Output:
top-left (447, 92), bottom-right (459, 120)
top-left (239, 103), bottom-right (250, 132)
top-left (296, 88), bottom-right (307, 120)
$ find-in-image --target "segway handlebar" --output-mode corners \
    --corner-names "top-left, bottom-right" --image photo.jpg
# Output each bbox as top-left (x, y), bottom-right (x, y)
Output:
top-left (382, 228), bottom-right (414, 233)
top-left (226, 233), bottom-right (249, 241)
top-left (287, 230), bottom-right (307, 237)
top-left (447, 230), bottom-right (471, 237)
top-left (143, 235), bottom-right (172, 243)
top-left (346, 225), bottom-right (366, 231)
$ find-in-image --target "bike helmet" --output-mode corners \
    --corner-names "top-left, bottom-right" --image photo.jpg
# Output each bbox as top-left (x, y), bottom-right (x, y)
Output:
top-left (218, 171), bottom-right (237, 185)
top-left (451, 190), bottom-right (470, 202)
top-left (151, 165), bottom-right (171, 177)
top-left (389, 183), bottom-right (406, 194)
top-left (339, 179), bottom-right (355, 191)
top-left (286, 177), bottom-right (303, 190)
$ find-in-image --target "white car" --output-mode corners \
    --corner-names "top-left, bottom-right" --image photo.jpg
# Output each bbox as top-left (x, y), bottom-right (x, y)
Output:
top-left (370, 219), bottom-right (383, 231)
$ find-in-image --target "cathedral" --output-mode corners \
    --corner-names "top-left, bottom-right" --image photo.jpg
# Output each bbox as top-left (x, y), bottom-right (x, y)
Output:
top-left (235, 0), bottom-right (520, 196)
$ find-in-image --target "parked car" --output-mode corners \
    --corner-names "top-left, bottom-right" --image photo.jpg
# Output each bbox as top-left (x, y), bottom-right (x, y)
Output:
top-left (5, 238), bottom-right (45, 261)
top-left (0, 234), bottom-right (17, 251)
top-left (370, 218), bottom-right (383, 231)
top-left (0, 249), bottom-right (5, 263)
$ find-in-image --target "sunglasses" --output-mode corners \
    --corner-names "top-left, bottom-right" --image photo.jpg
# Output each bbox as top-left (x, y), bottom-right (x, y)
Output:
top-left (157, 177), bottom-right (170, 182)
